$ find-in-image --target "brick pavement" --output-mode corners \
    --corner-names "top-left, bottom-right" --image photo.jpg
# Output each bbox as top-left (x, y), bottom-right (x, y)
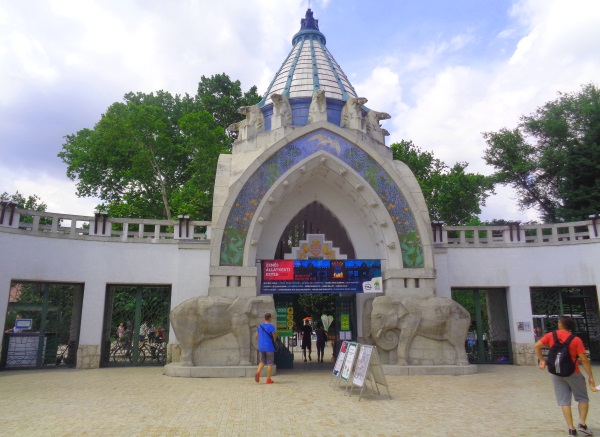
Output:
top-left (2, 363), bottom-right (600, 436)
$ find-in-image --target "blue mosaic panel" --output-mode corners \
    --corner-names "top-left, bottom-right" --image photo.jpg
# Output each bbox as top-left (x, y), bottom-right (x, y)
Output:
top-left (220, 129), bottom-right (424, 268)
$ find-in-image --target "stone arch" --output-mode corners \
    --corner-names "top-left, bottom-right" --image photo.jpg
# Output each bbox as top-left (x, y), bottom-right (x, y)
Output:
top-left (211, 122), bottom-right (433, 276)
top-left (248, 151), bottom-right (399, 269)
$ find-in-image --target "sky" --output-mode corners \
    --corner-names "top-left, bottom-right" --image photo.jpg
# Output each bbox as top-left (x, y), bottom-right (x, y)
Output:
top-left (1, 0), bottom-right (599, 222)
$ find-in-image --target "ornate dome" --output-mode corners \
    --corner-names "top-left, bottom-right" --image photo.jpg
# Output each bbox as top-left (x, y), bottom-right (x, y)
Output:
top-left (259, 9), bottom-right (358, 108)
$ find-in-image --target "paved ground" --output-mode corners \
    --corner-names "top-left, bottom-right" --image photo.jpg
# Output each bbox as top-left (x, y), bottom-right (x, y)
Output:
top-left (2, 358), bottom-right (600, 436)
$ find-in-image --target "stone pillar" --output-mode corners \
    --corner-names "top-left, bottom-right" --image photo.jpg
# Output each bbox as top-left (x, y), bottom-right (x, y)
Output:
top-left (175, 215), bottom-right (192, 240)
top-left (77, 282), bottom-right (106, 369)
top-left (589, 214), bottom-right (599, 239)
top-left (89, 211), bottom-right (111, 236)
top-left (0, 199), bottom-right (19, 228)
top-left (503, 222), bottom-right (525, 243)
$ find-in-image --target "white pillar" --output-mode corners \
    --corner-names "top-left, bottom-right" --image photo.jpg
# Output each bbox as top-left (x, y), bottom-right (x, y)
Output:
top-left (77, 282), bottom-right (106, 369)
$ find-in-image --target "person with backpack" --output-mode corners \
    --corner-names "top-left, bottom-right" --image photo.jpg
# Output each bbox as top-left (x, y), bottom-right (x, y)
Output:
top-left (534, 316), bottom-right (598, 436)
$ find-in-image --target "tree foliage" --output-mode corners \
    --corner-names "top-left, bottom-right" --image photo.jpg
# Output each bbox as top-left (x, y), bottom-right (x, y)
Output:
top-left (1, 191), bottom-right (51, 225)
top-left (58, 74), bottom-right (260, 220)
top-left (1, 191), bottom-right (47, 211)
top-left (391, 140), bottom-right (494, 225)
top-left (483, 83), bottom-right (600, 222)
top-left (196, 74), bottom-right (261, 136)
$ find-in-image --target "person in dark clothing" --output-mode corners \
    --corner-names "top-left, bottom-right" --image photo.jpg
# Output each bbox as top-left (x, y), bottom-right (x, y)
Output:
top-left (315, 321), bottom-right (327, 363)
top-left (301, 319), bottom-right (313, 362)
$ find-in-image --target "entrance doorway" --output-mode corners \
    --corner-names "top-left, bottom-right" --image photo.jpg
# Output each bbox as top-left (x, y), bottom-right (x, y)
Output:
top-left (452, 288), bottom-right (513, 364)
top-left (101, 285), bottom-right (171, 367)
top-left (272, 293), bottom-right (356, 368)
top-left (1, 281), bottom-right (83, 369)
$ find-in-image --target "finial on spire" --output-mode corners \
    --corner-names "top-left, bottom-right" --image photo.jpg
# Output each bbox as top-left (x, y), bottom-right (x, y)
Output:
top-left (301, 8), bottom-right (319, 31)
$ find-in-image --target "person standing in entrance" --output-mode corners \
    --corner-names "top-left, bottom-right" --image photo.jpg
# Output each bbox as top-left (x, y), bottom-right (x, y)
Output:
top-left (534, 316), bottom-right (597, 436)
top-left (315, 321), bottom-right (327, 363)
top-left (301, 319), bottom-right (313, 362)
top-left (255, 313), bottom-right (276, 384)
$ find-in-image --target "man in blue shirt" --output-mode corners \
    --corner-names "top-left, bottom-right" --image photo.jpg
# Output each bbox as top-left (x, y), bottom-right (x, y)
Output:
top-left (255, 312), bottom-right (277, 384)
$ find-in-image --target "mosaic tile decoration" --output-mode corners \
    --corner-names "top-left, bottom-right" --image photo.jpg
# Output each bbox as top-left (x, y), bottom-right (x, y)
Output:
top-left (219, 129), bottom-right (424, 268)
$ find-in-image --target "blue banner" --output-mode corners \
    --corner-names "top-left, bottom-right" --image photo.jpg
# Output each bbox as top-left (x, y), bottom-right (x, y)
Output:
top-left (260, 259), bottom-right (382, 294)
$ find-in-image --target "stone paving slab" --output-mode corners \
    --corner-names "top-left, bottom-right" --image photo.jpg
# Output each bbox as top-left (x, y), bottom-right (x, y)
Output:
top-left (1, 364), bottom-right (600, 436)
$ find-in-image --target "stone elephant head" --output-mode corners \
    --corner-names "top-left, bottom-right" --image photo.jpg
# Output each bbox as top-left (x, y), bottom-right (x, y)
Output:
top-left (368, 296), bottom-right (409, 351)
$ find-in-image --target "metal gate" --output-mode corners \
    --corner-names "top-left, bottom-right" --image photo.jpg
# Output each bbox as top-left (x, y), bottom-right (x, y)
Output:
top-left (530, 286), bottom-right (600, 361)
top-left (1, 282), bottom-right (83, 369)
top-left (452, 288), bottom-right (513, 364)
top-left (101, 285), bottom-right (171, 367)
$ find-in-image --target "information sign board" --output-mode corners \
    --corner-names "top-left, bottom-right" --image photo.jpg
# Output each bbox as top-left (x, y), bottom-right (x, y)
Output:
top-left (332, 341), bottom-right (349, 377)
top-left (352, 344), bottom-right (374, 387)
top-left (261, 259), bottom-right (382, 294)
top-left (340, 342), bottom-right (358, 381)
top-left (275, 304), bottom-right (294, 337)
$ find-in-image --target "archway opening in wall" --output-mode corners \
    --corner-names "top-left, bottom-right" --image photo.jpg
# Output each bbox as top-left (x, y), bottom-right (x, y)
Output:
top-left (272, 293), bottom-right (357, 370)
top-left (268, 201), bottom-right (360, 370)
top-left (100, 285), bottom-right (171, 368)
top-left (274, 201), bottom-right (355, 259)
top-left (452, 288), bottom-right (513, 365)
top-left (1, 281), bottom-right (83, 370)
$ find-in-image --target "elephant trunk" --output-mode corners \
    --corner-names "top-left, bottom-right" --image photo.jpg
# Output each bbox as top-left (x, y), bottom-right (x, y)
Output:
top-left (373, 327), bottom-right (400, 351)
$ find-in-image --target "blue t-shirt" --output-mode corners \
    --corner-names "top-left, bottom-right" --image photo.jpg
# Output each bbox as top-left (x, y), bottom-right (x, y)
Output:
top-left (257, 322), bottom-right (276, 352)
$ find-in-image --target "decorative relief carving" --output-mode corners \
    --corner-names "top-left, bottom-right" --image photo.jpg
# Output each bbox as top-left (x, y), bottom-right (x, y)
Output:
top-left (341, 97), bottom-right (368, 132)
top-left (270, 93), bottom-right (292, 129)
top-left (308, 89), bottom-right (327, 124)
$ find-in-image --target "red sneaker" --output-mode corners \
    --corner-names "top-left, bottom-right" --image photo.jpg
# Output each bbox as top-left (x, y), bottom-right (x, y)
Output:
top-left (266, 378), bottom-right (274, 384)
top-left (255, 372), bottom-right (260, 383)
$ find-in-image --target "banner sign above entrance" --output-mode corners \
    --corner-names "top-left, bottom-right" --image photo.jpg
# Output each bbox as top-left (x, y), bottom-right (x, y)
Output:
top-left (260, 259), bottom-right (382, 294)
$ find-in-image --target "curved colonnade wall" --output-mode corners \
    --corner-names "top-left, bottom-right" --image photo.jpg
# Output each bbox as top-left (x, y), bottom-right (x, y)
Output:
top-left (1, 213), bottom-right (599, 368)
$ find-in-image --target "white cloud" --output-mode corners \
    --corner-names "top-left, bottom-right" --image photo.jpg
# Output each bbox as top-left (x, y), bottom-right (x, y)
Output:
top-left (1, 166), bottom-right (99, 215)
top-left (2, 0), bottom-right (599, 224)
top-left (360, 0), bottom-right (600, 221)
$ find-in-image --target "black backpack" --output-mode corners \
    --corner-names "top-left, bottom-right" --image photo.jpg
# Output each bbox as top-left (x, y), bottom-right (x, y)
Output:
top-left (546, 331), bottom-right (576, 377)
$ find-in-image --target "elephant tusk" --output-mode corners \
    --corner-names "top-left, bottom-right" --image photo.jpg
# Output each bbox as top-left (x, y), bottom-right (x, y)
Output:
top-left (376, 329), bottom-right (383, 338)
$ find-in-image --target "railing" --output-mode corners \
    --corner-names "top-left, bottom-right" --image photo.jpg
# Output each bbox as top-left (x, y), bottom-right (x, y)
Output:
top-left (0, 208), bottom-right (211, 243)
top-left (436, 219), bottom-right (599, 247)
top-left (1, 206), bottom-right (598, 247)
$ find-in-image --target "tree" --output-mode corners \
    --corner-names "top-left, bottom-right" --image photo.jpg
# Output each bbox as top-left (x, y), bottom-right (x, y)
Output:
top-left (391, 140), bottom-right (494, 225)
top-left (1, 191), bottom-right (51, 225)
top-left (483, 83), bottom-right (600, 222)
top-left (1, 191), bottom-right (47, 212)
top-left (196, 73), bottom-right (261, 138)
top-left (59, 74), bottom-right (259, 220)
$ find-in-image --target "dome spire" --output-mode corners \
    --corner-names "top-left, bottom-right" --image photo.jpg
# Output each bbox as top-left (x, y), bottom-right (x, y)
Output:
top-left (259, 8), bottom-right (357, 112)
top-left (300, 8), bottom-right (319, 31)
top-left (292, 8), bottom-right (326, 45)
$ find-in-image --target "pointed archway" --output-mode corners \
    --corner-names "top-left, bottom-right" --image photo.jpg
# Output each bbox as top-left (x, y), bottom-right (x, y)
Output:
top-left (274, 201), bottom-right (355, 259)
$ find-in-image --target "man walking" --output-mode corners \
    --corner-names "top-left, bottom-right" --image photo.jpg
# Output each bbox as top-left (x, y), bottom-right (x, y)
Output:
top-left (301, 319), bottom-right (313, 362)
top-left (534, 316), bottom-right (597, 435)
top-left (255, 313), bottom-right (276, 384)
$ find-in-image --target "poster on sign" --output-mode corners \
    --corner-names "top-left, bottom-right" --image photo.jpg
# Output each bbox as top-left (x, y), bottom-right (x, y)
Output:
top-left (332, 341), bottom-right (348, 377)
top-left (352, 344), bottom-right (374, 387)
top-left (340, 342), bottom-right (358, 381)
top-left (260, 259), bottom-right (382, 294)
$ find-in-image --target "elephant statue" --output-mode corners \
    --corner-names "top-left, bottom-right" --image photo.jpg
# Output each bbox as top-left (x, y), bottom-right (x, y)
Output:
top-left (364, 296), bottom-right (470, 366)
top-left (170, 295), bottom-right (275, 366)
